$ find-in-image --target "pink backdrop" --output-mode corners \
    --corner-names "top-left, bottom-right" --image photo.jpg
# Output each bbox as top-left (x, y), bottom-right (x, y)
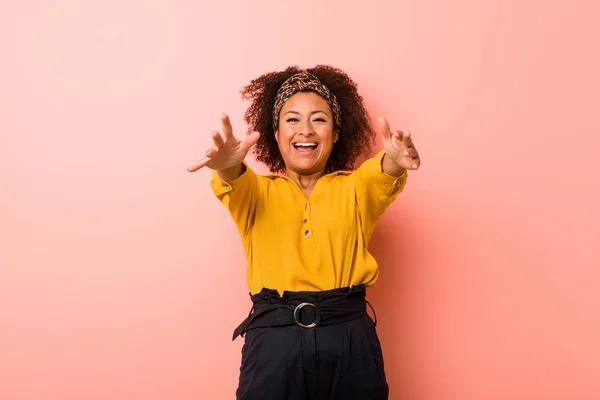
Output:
top-left (1, 1), bottom-right (599, 399)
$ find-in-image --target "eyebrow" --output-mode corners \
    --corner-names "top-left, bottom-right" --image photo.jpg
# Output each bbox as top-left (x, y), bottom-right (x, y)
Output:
top-left (284, 110), bottom-right (329, 116)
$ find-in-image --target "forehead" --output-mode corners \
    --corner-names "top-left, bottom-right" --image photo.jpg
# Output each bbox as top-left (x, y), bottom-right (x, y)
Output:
top-left (281, 91), bottom-right (332, 113)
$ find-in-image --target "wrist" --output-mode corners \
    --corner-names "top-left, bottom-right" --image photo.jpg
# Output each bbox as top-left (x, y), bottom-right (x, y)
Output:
top-left (217, 163), bottom-right (245, 181)
top-left (381, 153), bottom-right (406, 177)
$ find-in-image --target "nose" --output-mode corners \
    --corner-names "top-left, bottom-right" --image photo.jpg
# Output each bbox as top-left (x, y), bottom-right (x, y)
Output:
top-left (298, 119), bottom-right (315, 136)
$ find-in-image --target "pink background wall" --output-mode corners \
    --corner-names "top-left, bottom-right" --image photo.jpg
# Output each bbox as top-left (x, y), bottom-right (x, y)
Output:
top-left (1, 0), bottom-right (598, 399)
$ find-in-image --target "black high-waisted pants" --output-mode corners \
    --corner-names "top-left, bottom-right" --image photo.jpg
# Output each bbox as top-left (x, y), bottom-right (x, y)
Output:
top-left (233, 285), bottom-right (389, 400)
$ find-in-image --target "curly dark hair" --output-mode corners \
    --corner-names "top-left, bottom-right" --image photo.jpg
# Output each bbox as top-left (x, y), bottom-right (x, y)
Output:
top-left (240, 65), bottom-right (376, 173)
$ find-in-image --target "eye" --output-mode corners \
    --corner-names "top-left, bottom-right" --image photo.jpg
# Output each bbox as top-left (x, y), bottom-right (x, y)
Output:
top-left (313, 118), bottom-right (326, 122)
top-left (285, 117), bottom-right (299, 123)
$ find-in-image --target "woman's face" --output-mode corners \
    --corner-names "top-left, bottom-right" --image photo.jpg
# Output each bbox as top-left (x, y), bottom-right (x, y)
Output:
top-left (275, 91), bottom-right (338, 175)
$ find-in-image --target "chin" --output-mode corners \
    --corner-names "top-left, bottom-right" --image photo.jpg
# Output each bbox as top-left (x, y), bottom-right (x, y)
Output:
top-left (290, 162), bottom-right (326, 175)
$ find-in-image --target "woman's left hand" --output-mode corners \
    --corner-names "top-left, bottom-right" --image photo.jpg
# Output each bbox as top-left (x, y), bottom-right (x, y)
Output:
top-left (378, 116), bottom-right (421, 171)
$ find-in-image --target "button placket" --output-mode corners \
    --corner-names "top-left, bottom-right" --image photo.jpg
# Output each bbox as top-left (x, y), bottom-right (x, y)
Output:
top-left (303, 202), bottom-right (311, 238)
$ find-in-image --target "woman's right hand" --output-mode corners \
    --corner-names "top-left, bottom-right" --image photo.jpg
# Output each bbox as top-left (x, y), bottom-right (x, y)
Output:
top-left (187, 113), bottom-right (260, 173)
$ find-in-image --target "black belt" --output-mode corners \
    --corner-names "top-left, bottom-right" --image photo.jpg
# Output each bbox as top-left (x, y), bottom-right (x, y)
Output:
top-left (232, 285), bottom-right (376, 341)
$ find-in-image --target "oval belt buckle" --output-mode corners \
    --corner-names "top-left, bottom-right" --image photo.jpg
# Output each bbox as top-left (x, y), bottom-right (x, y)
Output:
top-left (294, 302), bottom-right (318, 328)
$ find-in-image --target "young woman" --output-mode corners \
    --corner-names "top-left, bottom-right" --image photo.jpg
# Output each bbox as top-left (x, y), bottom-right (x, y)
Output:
top-left (188, 65), bottom-right (421, 399)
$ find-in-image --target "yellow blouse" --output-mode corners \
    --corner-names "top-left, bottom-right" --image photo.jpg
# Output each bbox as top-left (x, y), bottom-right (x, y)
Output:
top-left (210, 150), bottom-right (408, 295)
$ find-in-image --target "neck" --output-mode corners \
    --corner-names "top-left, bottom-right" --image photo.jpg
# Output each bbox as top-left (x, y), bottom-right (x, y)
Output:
top-left (285, 168), bottom-right (326, 196)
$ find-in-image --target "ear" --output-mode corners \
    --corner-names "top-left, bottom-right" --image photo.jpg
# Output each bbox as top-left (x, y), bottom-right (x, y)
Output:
top-left (334, 132), bottom-right (339, 143)
top-left (275, 130), bottom-right (279, 142)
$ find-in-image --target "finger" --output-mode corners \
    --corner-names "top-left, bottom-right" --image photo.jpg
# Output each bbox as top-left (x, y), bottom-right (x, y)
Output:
top-left (206, 147), bottom-right (217, 158)
top-left (401, 130), bottom-right (414, 148)
top-left (409, 155), bottom-right (421, 170)
top-left (403, 147), bottom-right (417, 157)
top-left (212, 131), bottom-right (225, 148)
top-left (240, 131), bottom-right (261, 151)
top-left (393, 129), bottom-right (413, 142)
top-left (377, 117), bottom-right (392, 141)
top-left (221, 113), bottom-right (234, 140)
top-left (187, 157), bottom-right (210, 172)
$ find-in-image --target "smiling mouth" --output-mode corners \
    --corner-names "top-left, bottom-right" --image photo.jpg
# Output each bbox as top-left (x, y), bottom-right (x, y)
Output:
top-left (293, 142), bottom-right (319, 154)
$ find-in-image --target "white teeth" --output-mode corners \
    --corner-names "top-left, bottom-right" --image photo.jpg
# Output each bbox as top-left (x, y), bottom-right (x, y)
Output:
top-left (294, 143), bottom-right (317, 147)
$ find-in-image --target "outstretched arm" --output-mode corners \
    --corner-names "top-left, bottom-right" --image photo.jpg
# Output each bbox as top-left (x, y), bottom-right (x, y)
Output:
top-left (187, 113), bottom-right (262, 238)
top-left (354, 117), bottom-right (421, 241)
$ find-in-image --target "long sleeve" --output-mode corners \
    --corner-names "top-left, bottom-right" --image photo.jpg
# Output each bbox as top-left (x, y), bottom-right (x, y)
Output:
top-left (354, 150), bottom-right (408, 242)
top-left (210, 162), bottom-right (259, 238)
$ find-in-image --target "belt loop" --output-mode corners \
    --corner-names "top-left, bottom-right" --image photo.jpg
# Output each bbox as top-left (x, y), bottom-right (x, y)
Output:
top-left (261, 289), bottom-right (273, 304)
top-left (343, 287), bottom-right (351, 302)
top-left (365, 300), bottom-right (378, 327)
